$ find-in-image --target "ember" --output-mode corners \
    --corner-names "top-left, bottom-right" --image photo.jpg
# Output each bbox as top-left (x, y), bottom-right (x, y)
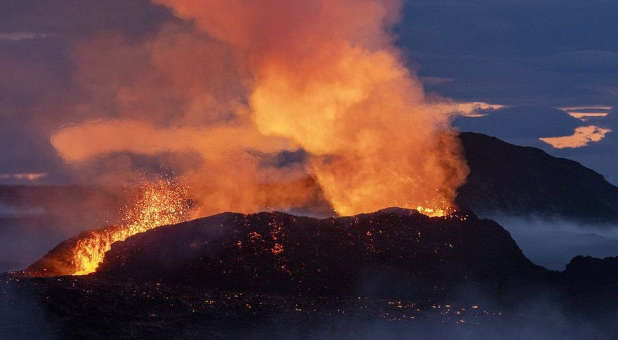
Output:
top-left (24, 180), bottom-right (190, 277)
top-left (72, 180), bottom-right (190, 275)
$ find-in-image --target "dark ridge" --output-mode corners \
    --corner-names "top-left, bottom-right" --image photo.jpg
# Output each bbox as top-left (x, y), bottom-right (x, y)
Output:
top-left (95, 208), bottom-right (547, 297)
top-left (6, 209), bottom-right (618, 339)
top-left (457, 132), bottom-right (618, 223)
top-left (564, 256), bottom-right (618, 287)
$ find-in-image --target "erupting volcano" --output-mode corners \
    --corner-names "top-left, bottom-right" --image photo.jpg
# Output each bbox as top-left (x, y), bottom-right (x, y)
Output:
top-left (4, 0), bottom-right (617, 339)
top-left (31, 0), bottom-right (474, 276)
top-left (26, 180), bottom-right (190, 276)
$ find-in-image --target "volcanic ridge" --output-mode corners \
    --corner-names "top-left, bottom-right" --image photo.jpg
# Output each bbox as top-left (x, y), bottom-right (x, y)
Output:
top-left (3, 208), bottom-right (618, 338)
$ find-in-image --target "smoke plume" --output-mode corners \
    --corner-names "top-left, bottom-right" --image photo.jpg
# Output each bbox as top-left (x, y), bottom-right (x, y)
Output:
top-left (50, 0), bottom-right (469, 217)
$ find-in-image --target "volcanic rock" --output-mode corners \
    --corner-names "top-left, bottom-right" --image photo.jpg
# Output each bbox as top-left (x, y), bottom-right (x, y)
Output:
top-left (564, 256), bottom-right (618, 288)
top-left (457, 132), bottom-right (618, 222)
top-left (6, 209), bottom-right (618, 339)
top-left (95, 208), bottom-right (546, 297)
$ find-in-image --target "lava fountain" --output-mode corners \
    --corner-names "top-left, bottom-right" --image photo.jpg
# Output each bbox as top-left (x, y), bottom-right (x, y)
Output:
top-left (26, 180), bottom-right (190, 277)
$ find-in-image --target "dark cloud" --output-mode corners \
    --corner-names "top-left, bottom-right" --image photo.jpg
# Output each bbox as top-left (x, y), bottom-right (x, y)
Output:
top-left (399, 1), bottom-right (617, 58)
top-left (0, 0), bottom-right (177, 183)
top-left (397, 0), bottom-right (618, 105)
top-left (0, 0), bottom-right (174, 37)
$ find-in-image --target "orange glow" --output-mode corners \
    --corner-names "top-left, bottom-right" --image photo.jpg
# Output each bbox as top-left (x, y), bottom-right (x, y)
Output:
top-left (72, 180), bottom-right (189, 275)
top-left (567, 112), bottom-right (608, 121)
top-left (51, 120), bottom-right (291, 163)
top-left (431, 102), bottom-right (505, 118)
top-left (558, 106), bottom-right (613, 122)
top-left (559, 106), bottom-right (613, 111)
top-left (249, 45), bottom-right (467, 216)
top-left (416, 206), bottom-right (450, 218)
top-left (49, 0), bottom-right (468, 218)
top-left (540, 126), bottom-right (612, 149)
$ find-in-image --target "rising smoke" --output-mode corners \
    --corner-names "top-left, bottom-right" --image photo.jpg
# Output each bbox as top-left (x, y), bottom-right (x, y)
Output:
top-left (50, 0), bottom-right (469, 217)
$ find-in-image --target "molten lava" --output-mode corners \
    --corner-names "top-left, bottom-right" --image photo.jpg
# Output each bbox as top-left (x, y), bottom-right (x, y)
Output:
top-left (71, 180), bottom-right (189, 275)
top-left (415, 206), bottom-right (450, 218)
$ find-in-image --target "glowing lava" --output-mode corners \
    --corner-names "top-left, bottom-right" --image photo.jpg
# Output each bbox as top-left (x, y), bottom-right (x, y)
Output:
top-left (72, 180), bottom-right (189, 275)
top-left (416, 206), bottom-right (451, 218)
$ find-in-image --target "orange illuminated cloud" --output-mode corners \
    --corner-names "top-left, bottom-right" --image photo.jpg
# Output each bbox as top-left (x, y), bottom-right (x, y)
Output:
top-left (540, 126), bottom-right (612, 149)
top-left (431, 102), bottom-right (505, 118)
top-left (49, 0), bottom-right (470, 217)
top-left (568, 112), bottom-right (608, 121)
top-left (51, 120), bottom-right (291, 163)
top-left (558, 106), bottom-right (613, 122)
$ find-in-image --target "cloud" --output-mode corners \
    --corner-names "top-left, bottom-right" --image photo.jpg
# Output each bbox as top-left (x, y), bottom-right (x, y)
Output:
top-left (50, 120), bottom-right (291, 163)
top-left (0, 0), bottom-right (173, 38)
top-left (558, 106), bottom-right (613, 122)
top-left (491, 215), bottom-right (618, 270)
top-left (440, 102), bottom-right (505, 117)
top-left (540, 126), bottom-right (612, 149)
top-left (454, 104), bottom-right (618, 184)
top-left (0, 0), bottom-right (616, 188)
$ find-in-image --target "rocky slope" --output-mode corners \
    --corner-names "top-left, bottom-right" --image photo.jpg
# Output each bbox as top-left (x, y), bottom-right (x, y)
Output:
top-left (456, 132), bottom-right (618, 223)
top-left (7, 209), bottom-right (618, 339)
top-left (93, 208), bottom-right (545, 297)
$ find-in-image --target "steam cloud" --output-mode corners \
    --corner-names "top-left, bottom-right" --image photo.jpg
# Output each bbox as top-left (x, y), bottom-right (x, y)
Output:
top-left (50, 0), bottom-right (469, 217)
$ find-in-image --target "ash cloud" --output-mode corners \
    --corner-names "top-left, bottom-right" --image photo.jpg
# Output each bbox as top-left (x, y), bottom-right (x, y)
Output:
top-left (46, 0), bottom-right (470, 217)
top-left (1, 0), bottom-right (617, 188)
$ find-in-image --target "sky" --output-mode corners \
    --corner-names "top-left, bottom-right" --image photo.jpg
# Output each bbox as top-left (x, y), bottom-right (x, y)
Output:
top-left (1, 0), bottom-right (617, 185)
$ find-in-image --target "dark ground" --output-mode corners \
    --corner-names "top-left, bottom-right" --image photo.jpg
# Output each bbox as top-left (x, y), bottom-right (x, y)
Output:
top-left (3, 209), bottom-right (618, 339)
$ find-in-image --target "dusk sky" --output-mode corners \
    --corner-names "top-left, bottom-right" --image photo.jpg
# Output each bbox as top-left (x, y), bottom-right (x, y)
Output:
top-left (2, 0), bottom-right (617, 184)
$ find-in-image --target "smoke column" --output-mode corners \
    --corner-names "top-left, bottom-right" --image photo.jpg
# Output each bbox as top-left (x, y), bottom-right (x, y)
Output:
top-left (51, 0), bottom-right (469, 217)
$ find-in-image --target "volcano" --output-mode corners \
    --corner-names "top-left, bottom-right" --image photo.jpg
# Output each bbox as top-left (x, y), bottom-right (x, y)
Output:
top-left (26, 208), bottom-right (544, 292)
top-left (5, 208), bottom-right (618, 339)
top-left (5, 133), bottom-right (618, 338)
top-left (93, 209), bottom-right (546, 294)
